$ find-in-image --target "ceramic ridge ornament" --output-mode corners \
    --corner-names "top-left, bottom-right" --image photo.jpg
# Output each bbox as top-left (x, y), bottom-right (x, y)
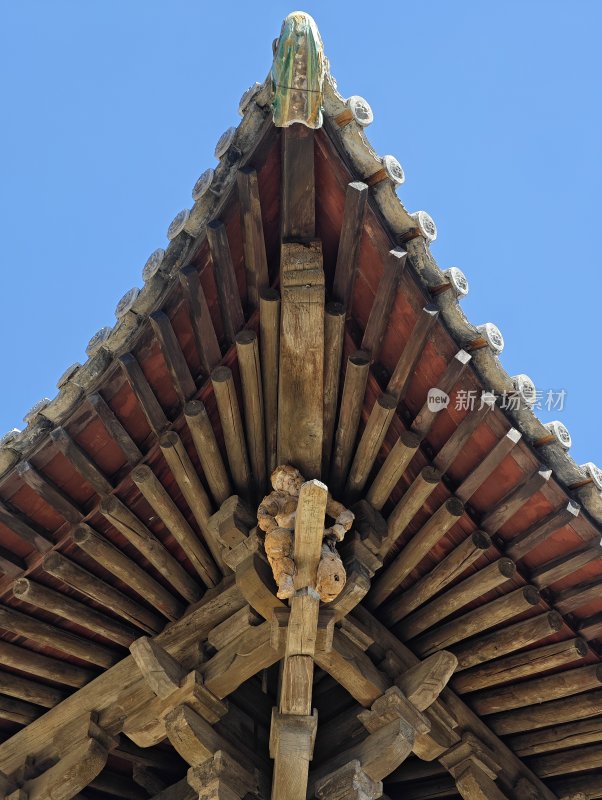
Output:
top-left (271, 11), bottom-right (326, 128)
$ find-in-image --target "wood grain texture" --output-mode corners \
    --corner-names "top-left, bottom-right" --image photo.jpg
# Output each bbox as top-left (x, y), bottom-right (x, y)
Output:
top-left (277, 241), bottom-right (325, 478)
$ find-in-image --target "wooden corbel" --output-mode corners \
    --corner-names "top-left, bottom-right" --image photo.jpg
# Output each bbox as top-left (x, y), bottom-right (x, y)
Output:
top-left (5, 715), bottom-right (117, 800)
top-left (314, 760), bottom-right (382, 800)
top-left (187, 750), bottom-right (258, 800)
top-left (440, 732), bottom-right (509, 800)
top-left (125, 636), bottom-right (227, 748)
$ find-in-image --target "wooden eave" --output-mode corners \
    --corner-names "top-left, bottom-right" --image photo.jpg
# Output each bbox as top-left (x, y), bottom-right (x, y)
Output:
top-left (0, 32), bottom-right (600, 800)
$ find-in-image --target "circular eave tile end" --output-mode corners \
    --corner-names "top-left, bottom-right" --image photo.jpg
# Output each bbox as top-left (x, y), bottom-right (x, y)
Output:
top-left (86, 326), bottom-right (112, 357)
top-left (582, 462), bottom-right (602, 491)
top-left (444, 267), bottom-right (469, 298)
top-left (346, 95), bottom-right (373, 126)
top-left (477, 322), bottom-right (504, 354)
top-left (167, 209), bottom-right (190, 241)
top-left (215, 127), bottom-right (237, 159)
top-left (115, 287), bottom-right (140, 319)
top-left (512, 373), bottom-right (537, 407)
top-left (410, 210), bottom-right (437, 242)
top-left (192, 168), bottom-right (214, 202)
top-left (142, 248), bottom-right (166, 282)
top-left (544, 420), bottom-right (572, 450)
top-left (0, 428), bottom-right (21, 445)
top-left (382, 155), bottom-right (405, 185)
top-left (239, 82), bottom-right (262, 116)
top-left (24, 398), bottom-right (50, 424)
top-left (57, 362), bottom-right (82, 389)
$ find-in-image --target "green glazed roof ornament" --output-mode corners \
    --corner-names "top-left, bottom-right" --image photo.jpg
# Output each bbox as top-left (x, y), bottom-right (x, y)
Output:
top-left (271, 11), bottom-right (326, 129)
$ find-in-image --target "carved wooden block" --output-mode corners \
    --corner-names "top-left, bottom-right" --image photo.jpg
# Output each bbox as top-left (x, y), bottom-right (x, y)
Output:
top-left (314, 760), bottom-right (383, 800)
top-left (188, 750), bottom-right (258, 800)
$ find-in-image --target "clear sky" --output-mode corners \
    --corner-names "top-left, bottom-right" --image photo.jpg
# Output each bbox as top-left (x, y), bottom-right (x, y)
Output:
top-left (0, 1), bottom-right (600, 467)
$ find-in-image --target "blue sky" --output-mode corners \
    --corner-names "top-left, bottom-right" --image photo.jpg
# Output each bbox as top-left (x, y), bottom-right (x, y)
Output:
top-left (0, 1), bottom-right (600, 466)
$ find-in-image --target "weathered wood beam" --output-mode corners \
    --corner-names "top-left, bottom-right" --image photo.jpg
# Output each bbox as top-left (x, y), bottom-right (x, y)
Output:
top-left (346, 393), bottom-right (398, 499)
top-left (0, 501), bottom-right (52, 554)
top-left (313, 718), bottom-right (415, 790)
top-left (206, 604), bottom-right (261, 651)
top-left (386, 306), bottom-right (439, 402)
top-left (453, 637), bottom-right (589, 693)
top-left (466, 690), bottom-right (602, 737)
top-left (179, 265), bottom-right (222, 376)
top-left (16, 462), bottom-right (82, 524)
top-left (433, 395), bottom-right (495, 474)
top-left (129, 636), bottom-right (185, 698)
top-left (41, 550), bottom-right (163, 635)
top-left (188, 749), bottom-right (258, 799)
top-left (277, 240), bottom-right (325, 478)
top-left (49, 426), bottom-right (113, 495)
top-left (0, 695), bottom-right (39, 725)
top-left (0, 640), bottom-right (93, 689)
top-left (396, 558), bottom-right (516, 642)
top-left (322, 302), bottom-right (346, 474)
top-left (555, 579), bottom-right (602, 615)
top-left (579, 612), bottom-right (602, 641)
top-left (0, 604), bottom-right (116, 668)
top-left (506, 501), bottom-right (580, 561)
top-left (0, 670), bottom-right (65, 708)
top-left (159, 430), bottom-right (224, 573)
top-left (332, 181), bottom-right (368, 310)
top-left (0, 547), bottom-right (25, 578)
top-left (281, 124), bottom-right (314, 240)
top-left (353, 606), bottom-right (558, 800)
top-left (18, 736), bottom-right (113, 800)
top-left (314, 760), bottom-right (382, 800)
top-left (532, 541), bottom-right (602, 588)
top-left (184, 399), bottom-right (232, 506)
top-left (366, 430), bottom-right (421, 511)
top-left (315, 630), bottom-right (391, 708)
top-left (237, 166), bottom-right (269, 307)
top-left (99, 495), bottom-right (200, 604)
top-left (480, 467), bottom-right (552, 534)
top-left (329, 351), bottom-right (370, 494)
top-left (149, 311), bottom-right (196, 403)
top-left (528, 743), bottom-right (602, 779)
top-left (508, 716), bottom-right (602, 757)
top-left (270, 480), bottom-right (327, 800)
top-left (380, 531), bottom-right (491, 626)
top-left (470, 663), bottom-right (602, 715)
top-left (235, 330), bottom-right (266, 493)
top-left (361, 248), bottom-right (407, 362)
top-left (0, 579), bottom-right (245, 775)
top-left (207, 220), bottom-right (245, 345)
top-left (369, 497), bottom-right (465, 608)
top-left (413, 586), bottom-right (543, 657)
top-left (211, 366), bottom-right (253, 501)
top-left (202, 621), bottom-right (284, 699)
top-left (396, 652), bottom-right (458, 712)
top-left (72, 523), bottom-right (183, 621)
top-left (411, 351), bottom-right (471, 438)
top-left (377, 466), bottom-right (442, 559)
top-left (88, 392), bottom-right (142, 467)
top-left (452, 610), bottom-right (564, 671)
top-left (455, 429), bottom-right (522, 503)
top-left (119, 353), bottom-right (168, 434)
top-left (13, 577), bottom-right (138, 647)
top-left (259, 288), bottom-right (280, 475)
top-left (132, 464), bottom-right (218, 587)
